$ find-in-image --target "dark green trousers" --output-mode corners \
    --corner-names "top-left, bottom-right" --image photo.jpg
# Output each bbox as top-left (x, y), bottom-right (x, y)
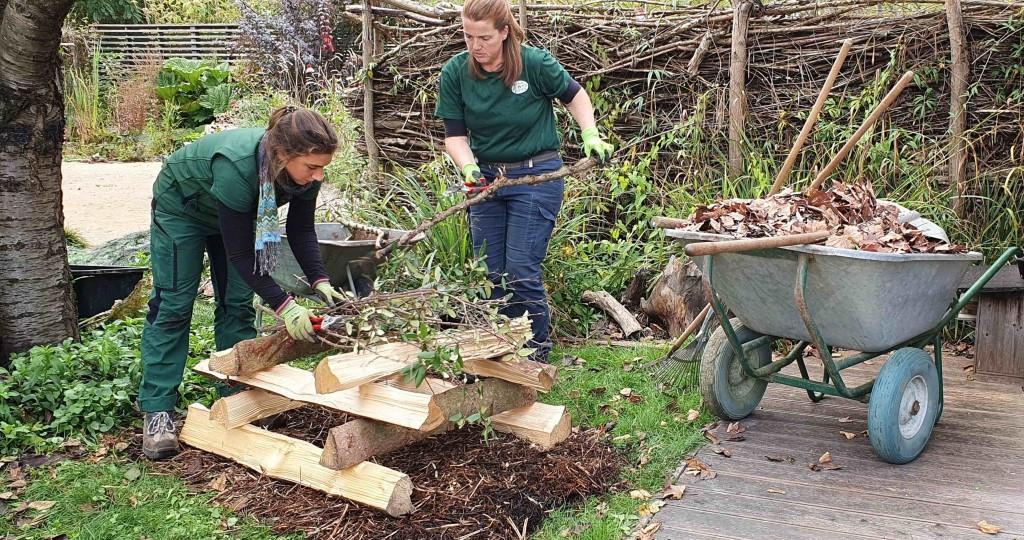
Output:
top-left (138, 181), bottom-right (256, 413)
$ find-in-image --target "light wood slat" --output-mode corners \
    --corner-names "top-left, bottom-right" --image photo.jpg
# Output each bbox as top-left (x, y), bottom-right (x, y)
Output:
top-left (180, 404), bottom-right (413, 516)
top-left (209, 388), bottom-right (303, 429)
top-left (490, 402), bottom-right (570, 450)
top-left (658, 505), bottom-right (874, 540)
top-left (193, 359), bottom-right (443, 431)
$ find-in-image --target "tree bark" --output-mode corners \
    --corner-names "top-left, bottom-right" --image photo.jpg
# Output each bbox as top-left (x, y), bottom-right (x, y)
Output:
top-left (945, 0), bottom-right (969, 219)
top-left (0, 0), bottom-right (77, 365)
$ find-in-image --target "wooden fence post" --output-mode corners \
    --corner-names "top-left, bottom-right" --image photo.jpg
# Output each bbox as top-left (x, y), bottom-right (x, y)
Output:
top-left (946, 0), bottom-right (969, 219)
top-left (728, 0), bottom-right (753, 180)
top-left (519, 0), bottom-right (528, 34)
top-left (362, 0), bottom-right (380, 182)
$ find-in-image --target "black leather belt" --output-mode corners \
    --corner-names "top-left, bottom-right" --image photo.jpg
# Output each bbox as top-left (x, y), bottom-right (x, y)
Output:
top-left (479, 150), bottom-right (560, 170)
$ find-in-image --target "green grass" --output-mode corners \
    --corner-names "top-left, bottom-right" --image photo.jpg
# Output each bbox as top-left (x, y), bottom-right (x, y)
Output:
top-left (0, 460), bottom-right (286, 539)
top-left (534, 344), bottom-right (706, 539)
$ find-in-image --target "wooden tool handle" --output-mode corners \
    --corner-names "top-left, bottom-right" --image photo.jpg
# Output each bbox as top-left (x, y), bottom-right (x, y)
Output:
top-left (653, 216), bottom-right (690, 229)
top-left (769, 38), bottom-right (853, 196)
top-left (806, 70), bottom-right (915, 193)
top-left (665, 303), bottom-right (712, 356)
top-left (684, 230), bottom-right (830, 257)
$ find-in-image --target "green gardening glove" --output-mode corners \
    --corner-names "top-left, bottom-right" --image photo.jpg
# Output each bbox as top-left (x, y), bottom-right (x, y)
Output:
top-left (581, 127), bottom-right (614, 163)
top-left (278, 298), bottom-right (316, 342)
top-left (313, 280), bottom-right (347, 306)
top-left (462, 163), bottom-right (486, 193)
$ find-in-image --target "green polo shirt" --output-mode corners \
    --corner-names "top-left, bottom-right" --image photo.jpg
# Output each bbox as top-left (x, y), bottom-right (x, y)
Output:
top-left (154, 128), bottom-right (319, 219)
top-left (435, 45), bottom-right (571, 163)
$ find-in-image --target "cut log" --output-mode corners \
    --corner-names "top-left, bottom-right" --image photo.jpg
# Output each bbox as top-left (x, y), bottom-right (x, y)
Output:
top-left (490, 402), bottom-right (571, 450)
top-left (462, 354), bottom-right (557, 393)
top-left (582, 290), bottom-right (643, 337)
top-left (193, 359), bottom-right (444, 431)
top-left (209, 329), bottom-right (330, 376)
top-left (641, 256), bottom-right (706, 336)
top-left (320, 378), bottom-right (536, 469)
top-left (314, 321), bottom-right (531, 393)
top-left (179, 404), bottom-right (414, 516)
top-left (209, 388), bottom-right (303, 429)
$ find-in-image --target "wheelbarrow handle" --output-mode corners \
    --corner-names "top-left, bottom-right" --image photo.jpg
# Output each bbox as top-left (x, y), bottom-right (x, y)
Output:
top-left (684, 230), bottom-right (830, 257)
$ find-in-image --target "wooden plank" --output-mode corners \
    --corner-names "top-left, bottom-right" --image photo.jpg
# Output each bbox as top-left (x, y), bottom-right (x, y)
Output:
top-left (657, 505), bottom-right (874, 540)
top-left (718, 417), bottom-right (1024, 474)
top-left (320, 378), bottom-right (536, 469)
top-left (693, 452), bottom-right (1022, 513)
top-left (664, 481), bottom-right (1006, 539)
top-left (490, 402), bottom-right (570, 450)
top-left (760, 394), bottom-right (1024, 429)
top-left (674, 466), bottom-right (1024, 534)
top-left (976, 293), bottom-right (1024, 381)
top-left (179, 404), bottom-right (414, 516)
top-left (193, 359), bottom-right (443, 431)
top-left (313, 323), bottom-right (534, 393)
top-left (209, 388), bottom-right (303, 429)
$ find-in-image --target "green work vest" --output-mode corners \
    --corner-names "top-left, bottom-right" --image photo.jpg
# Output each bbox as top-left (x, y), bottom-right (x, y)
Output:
top-left (435, 45), bottom-right (571, 163)
top-left (153, 128), bottom-right (319, 222)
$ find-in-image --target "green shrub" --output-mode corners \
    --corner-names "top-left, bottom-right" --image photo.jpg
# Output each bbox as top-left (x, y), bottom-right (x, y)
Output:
top-left (155, 58), bottom-right (233, 128)
top-left (71, 0), bottom-right (144, 23)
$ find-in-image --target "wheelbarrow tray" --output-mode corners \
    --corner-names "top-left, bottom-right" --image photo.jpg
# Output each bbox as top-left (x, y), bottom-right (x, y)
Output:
top-left (666, 229), bottom-right (983, 352)
top-left (273, 223), bottom-right (423, 297)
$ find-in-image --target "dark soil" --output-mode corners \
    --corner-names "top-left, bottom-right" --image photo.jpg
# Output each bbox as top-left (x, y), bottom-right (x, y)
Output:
top-left (148, 406), bottom-right (624, 539)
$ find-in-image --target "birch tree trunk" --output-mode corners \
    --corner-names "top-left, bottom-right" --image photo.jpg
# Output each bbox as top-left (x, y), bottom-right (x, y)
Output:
top-left (0, 0), bottom-right (78, 365)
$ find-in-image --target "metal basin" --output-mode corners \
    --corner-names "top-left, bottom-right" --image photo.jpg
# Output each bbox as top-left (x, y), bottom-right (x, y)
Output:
top-left (666, 229), bottom-right (983, 352)
top-left (273, 223), bottom-right (423, 298)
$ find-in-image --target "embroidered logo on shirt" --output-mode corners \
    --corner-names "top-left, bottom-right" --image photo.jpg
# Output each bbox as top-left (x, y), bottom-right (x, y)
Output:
top-left (511, 80), bottom-right (529, 95)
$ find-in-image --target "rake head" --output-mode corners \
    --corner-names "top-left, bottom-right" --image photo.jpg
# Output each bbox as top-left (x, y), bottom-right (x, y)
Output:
top-left (648, 315), bottom-right (718, 390)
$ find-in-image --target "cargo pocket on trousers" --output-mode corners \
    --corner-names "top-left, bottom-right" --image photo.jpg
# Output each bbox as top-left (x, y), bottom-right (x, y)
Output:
top-left (532, 202), bottom-right (559, 258)
top-left (150, 212), bottom-right (179, 292)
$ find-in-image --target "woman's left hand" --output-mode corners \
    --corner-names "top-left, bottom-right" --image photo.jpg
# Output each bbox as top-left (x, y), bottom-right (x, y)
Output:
top-left (313, 281), bottom-right (347, 306)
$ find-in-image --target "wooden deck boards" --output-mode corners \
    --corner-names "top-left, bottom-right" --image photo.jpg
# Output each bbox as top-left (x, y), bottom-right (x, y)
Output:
top-left (655, 352), bottom-right (1024, 539)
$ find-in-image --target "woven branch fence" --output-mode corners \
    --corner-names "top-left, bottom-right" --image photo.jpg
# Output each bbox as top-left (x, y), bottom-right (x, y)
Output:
top-left (345, 0), bottom-right (1023, 241)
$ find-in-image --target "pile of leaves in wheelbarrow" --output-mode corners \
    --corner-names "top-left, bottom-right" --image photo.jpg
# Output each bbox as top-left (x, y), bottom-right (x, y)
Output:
top-left (681, 181), bottom-right (966, 253)
top-left (148, 406), bottom-right (624, 539)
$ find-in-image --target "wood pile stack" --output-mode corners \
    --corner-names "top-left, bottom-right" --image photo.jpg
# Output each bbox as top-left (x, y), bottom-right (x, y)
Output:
top-left (179, 319), bottom-right (569, 516)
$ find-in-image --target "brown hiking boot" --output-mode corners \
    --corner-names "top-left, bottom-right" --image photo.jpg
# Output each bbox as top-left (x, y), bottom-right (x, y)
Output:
top-left (142, 411), bottom-right (179, 460)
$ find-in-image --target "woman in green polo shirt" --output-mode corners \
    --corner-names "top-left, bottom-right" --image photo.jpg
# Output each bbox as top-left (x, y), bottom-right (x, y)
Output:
top-left (138, 107), bottom-right (347, 460)
top-left (435, 0), bottom-right (613, 361)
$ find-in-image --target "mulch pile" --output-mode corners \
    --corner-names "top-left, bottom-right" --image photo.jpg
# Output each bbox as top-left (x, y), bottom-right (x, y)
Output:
top-left (680, 182), bottom-right (966, 254)
top-left (146, 406), bottom-right (624, 539)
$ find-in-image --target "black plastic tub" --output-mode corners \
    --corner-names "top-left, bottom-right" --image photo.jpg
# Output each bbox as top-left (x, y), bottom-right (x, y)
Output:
top-left (70, 265), bottom-right (147, 319)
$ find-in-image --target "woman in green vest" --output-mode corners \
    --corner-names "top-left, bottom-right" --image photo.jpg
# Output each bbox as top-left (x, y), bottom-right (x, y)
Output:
top-left (139, 107), bottom-right (347, 460)
top-left (435, 0), bottom-right (613, 361)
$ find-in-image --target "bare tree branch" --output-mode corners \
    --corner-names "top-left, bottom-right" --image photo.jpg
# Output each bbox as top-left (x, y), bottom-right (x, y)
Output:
top-left (374, 158), bottom-right (599, 259)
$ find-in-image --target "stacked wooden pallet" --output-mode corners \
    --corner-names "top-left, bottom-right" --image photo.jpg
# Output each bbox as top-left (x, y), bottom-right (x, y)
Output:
top-left (179, 320), bottom-right (570, 516)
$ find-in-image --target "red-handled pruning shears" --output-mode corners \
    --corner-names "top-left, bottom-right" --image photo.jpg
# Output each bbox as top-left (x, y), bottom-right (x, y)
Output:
top-left (310, 315), bottom-right (343, 333)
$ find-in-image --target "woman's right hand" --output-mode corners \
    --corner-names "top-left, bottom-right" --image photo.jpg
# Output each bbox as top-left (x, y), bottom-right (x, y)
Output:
top-left (277, 298), bottom-right (317, 342)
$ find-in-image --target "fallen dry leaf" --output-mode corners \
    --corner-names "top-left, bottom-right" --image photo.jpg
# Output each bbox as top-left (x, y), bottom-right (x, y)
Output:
top-left (8, 479), bottom-right (26, 489)
top-left (712, 446), bottom-right (732, 458)
top-left (767, 488), bottom-right (786, 494)
top-left (725, 434), bottom-right (746, 442)
top-left (0, 491), bottom-right (14, 500)
top-left (838, 416), bottom-right (854, 423)
top-left (686, 409), bottom-right (700, 422)
top-left (595, 501), bottom-right (609, 519)
top-left (629, 489), bottom-right (652, 500)
top-left (977, 521), bottom-right (1001, 534)
top-left (703, 431), bottom-right (721, 445)
top-left (638, 500), bottom-right (666, 516)
top-left (637, 521), bottom-right (662, 540)
top-left (726, 422), bottom-right (745, 434)
top-left (683, 457), bottom-right (718, 480)
top-left (208, 473), bottom-right (229, 492)
top-left (659, 484), bottom-right (686, 500)
top-left (765, 455), bottom-right (796, 464)
top-left (27, 500), bottom-right (56, 511)
top-left (818, 452), bottom-right (833, 464)
top-left (619, 388), bottom-right (633, 397)
top-left (840, 431), bottom-right (857, 440)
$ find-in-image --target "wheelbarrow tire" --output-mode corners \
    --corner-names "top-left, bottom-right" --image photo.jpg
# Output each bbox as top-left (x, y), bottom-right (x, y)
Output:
top-left (867, 347), bottom-right (940, 464)
top-left (700, 319), bottom-right (772, 421)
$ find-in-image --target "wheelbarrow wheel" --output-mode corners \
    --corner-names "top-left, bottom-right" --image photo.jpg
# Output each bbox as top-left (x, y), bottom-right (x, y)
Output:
top-left (699, 319), bottom-right (772, 421)
top-left (867, 347), bottom-right (940, 464)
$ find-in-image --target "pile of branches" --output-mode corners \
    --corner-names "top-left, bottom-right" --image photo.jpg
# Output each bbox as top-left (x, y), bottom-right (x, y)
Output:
top-left (345, 0), bottom-right (1023, 187)
top-left (681, 182), bottom-right (966, 253)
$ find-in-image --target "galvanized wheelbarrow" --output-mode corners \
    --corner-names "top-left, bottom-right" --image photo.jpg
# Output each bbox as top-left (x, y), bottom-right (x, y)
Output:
top-left (272, 223), bottom-right (422, 300)
top-left (666, 228), bottom-right (1021, 464)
